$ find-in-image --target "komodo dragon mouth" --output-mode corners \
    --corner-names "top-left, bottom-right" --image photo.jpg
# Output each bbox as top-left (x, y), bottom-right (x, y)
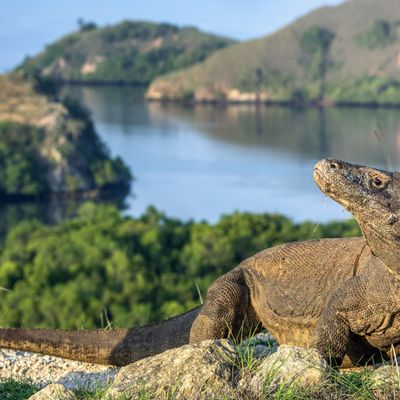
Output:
top-left (313, 158), bottom-right (394, 214)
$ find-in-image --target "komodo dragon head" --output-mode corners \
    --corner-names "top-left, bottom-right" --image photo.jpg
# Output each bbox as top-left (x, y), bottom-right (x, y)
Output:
top-left (314, 158), bottom-right (400, 275)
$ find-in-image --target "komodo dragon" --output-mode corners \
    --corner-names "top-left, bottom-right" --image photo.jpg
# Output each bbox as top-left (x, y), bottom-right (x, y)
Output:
top-left (1, 158), bottom-right (400, 368)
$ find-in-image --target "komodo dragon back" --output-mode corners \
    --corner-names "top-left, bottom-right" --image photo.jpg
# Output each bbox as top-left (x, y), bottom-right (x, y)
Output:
top-left (1, 159), bottom-right (400, 367)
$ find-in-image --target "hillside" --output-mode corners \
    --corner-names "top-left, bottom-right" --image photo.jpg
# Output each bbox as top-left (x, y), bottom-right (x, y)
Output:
top-left (19, 21), bottom-right (235, 85)
top-left (147, 0), bottom-right (400, 105)
top-left (0, 72), bottom-right (131, 197)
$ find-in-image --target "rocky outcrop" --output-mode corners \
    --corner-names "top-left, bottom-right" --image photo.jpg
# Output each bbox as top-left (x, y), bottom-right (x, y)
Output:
top-left (102, 335), bottom-right (328, 399)
top-left (104, 339), bottom-right (237, 400)
top-left (5, 336), bottom-right (400, 399)
top-left (0, 73), bottom-right (131, 197)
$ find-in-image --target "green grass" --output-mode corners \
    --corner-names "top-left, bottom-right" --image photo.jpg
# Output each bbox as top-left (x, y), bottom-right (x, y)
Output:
top-left (0, 379), bottom-right (37, 400)
top-left (74, 385), bottom-right (109, 399)
top-left (229, 329), bottom-right (276, 374)
top-left (0, 379), bottom-right (111, 400)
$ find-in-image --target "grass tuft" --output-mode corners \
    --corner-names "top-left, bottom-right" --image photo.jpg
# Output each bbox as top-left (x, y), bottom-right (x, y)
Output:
top-left (0, 378), bottom-right (37, 400)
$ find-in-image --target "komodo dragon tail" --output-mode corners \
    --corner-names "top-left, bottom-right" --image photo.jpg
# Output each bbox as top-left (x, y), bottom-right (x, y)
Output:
top-left (0, 306), bottom-right (202, 366)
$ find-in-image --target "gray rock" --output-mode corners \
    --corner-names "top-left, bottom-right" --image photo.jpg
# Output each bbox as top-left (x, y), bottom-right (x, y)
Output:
top-left (2, 338), bottom-right (331, 399)
top-left (102, 339), bottom-right (237, 400)
top-left (239, 332), bottom-right (278, 359)
top-left (0, 348), bottom-right (118, 391)
top-left (370, 365), bottom-right (400, 389)
top-left (28, 383), bottom-right (75, 400)
top-left (240, 345), bottom-right (327, 397)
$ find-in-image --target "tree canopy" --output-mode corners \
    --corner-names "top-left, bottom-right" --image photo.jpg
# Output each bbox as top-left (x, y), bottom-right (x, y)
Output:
top-left (300, 26), bottom-right (335, 99)
top-left (0, 203), bottom-right (360, 329)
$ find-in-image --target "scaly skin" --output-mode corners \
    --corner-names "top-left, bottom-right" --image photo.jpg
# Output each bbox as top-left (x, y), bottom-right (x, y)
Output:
top-left (1, 159), bottom-right (399, 367)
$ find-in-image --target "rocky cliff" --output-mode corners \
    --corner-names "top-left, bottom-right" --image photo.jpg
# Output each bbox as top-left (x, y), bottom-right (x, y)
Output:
top-left (0, 73), bottom-right (131, 197)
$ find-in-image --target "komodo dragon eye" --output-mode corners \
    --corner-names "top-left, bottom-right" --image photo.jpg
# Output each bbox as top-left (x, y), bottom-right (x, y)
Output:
top-left (373, 177), bottom-right (383, 187)
top-left (370, 174), bottom-right (389, 190)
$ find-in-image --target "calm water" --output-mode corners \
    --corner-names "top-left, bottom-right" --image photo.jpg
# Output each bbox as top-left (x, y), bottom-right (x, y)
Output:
top-left (3, 85), bottom-right (400, 235)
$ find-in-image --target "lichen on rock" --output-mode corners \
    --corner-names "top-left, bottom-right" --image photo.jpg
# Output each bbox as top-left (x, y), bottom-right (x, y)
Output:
top-left (103, 339), bottom-right (238, 400)
top-left (239, 345), bottom-right (328, 398)
top-left (27, 383), bottom-right (75, 400)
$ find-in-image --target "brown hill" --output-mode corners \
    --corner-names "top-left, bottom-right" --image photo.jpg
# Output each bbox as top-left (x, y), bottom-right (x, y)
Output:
top-left (147, 0), bottom-right (400, 105)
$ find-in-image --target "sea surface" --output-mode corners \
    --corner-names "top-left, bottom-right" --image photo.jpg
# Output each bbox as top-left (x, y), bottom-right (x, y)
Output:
top-left (3, 85), bottom-right (400, 236)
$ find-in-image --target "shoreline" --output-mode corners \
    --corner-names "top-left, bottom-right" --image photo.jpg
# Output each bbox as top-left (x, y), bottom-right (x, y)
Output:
top-left (0, 181), bottom-right (131, 205)
top-left (54, 79), bottom-right (149, 88)
top-left (144, 96), bottom-right (400, 109)
top-left (54, 81), bottom-right (400, 109)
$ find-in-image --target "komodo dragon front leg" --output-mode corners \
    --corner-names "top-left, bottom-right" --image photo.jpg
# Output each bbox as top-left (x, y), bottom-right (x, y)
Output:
top-left (310, 268), bottom-right (399, 367)
top-left (310, 158), bottom-right (400, 366)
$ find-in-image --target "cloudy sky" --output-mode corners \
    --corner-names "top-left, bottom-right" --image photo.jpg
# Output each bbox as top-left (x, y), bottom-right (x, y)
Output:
top-left (0, 0), bottom-right (344, 72)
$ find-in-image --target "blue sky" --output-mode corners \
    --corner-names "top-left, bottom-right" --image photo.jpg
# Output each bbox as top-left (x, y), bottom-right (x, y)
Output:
top-left (0, 0), bottom-right (344, 72)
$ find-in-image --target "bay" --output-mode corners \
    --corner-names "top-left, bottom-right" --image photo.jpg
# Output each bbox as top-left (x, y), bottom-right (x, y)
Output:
top-left (65, 86), bottom-right (399, 222)
top-left (2, 85), bottom-right (400, 237)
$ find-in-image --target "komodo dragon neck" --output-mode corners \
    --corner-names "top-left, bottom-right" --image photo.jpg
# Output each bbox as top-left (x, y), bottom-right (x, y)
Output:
top-left (0, 306), bottom-right (201, 366)
top-left (314, 159), bottom-right (400, 276)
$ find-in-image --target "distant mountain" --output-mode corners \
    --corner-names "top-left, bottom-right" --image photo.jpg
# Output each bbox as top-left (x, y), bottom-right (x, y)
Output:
top-left (147, 0), bottom-right (400, 105)
top-left (19, 21), bottom-right (235, 85)
top-left (0, 72), bottom-right (131, 197)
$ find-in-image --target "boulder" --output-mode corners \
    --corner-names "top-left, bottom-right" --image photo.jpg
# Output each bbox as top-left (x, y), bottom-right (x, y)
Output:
top-left (240, 345), bottom-right (327, 397)
top-left (369, 364), bottom-right (400, 389)
top-left (103, 339), bottom-right (237, 400)
top-left (28, 383), bottom-right (75, 400)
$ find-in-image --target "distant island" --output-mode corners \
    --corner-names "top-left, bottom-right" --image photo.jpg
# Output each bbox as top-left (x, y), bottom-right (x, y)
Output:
top-left (0, 72), bottom-right (131, 198)
top-left (19, 21), bottom-right (235, 85)
top-left (13, 1), bottom-right (400, 106)
top-left (146, 0), bottom-right (400, 106)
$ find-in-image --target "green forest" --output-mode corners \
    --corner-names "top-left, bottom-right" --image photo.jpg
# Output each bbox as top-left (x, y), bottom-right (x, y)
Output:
top-left (0, 203), bottom-right (360, 330)
top-left (0, 122), bottom-right (49, 196)
top-left (20, 21), bottom-right (234, 84)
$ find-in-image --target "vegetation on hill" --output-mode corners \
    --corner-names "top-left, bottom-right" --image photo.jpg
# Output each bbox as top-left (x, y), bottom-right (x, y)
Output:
top-left (0, 122), bottom-right (50, 196)
top-left (300, 26), bottom-right (335, 99)
top-left (19, 21), bottom-right (235, 85)
top-left (0, 203), bottom-right (360, 329)
top-left (146, 0), bottom-right (400, 105)
top-left (356, 19), bottom-right (399, 49)
top-left (0, 73), bottom-right (131, 196)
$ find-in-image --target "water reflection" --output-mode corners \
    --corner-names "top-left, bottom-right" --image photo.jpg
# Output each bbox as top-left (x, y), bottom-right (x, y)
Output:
top-left (68, 86), bottom-right (400, 221)
top-left (0, 187), bottom-right (130, 243)
top-left (145, 101), bottom-right (400, 166)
